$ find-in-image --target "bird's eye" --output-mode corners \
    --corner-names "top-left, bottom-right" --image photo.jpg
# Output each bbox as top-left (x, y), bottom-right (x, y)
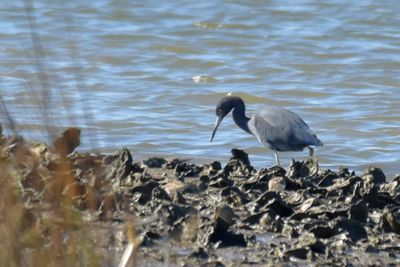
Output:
top-left (217, 108), bottom-right (222, 115)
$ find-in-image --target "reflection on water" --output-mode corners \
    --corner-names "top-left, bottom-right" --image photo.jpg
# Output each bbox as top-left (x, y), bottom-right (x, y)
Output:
top-left (0, 0), bottom-right (399, 176)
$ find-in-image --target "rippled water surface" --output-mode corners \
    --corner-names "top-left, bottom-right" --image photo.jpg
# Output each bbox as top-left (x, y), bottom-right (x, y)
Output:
top-left (1, 0), bottom-right (399, 175)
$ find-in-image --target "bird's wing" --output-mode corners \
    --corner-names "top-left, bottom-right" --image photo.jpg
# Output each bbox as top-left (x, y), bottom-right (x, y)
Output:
top-left (249, 107), bottom-right (320, 150)
top-left (255, 107), bottom-right (309, 129)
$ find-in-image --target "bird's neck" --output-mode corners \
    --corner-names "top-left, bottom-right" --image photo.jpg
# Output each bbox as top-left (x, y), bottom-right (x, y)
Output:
top-left (232, 103), bottom-right (252, 135)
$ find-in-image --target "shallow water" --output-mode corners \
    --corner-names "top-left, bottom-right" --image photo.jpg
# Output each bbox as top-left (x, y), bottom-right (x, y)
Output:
top-left (1, 0), bottom-right (399, 176)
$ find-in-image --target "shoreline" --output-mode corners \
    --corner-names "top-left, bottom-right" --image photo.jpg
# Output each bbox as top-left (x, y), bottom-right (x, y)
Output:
top-left (1, 130), bottom-right (400, 266)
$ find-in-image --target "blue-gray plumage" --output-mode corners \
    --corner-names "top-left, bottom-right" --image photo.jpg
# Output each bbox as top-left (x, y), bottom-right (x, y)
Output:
top-left (210, 96), bottom-right (323, 166)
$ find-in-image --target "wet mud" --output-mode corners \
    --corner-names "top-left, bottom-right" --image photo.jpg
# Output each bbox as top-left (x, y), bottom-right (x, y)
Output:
top-left (1, 128), bottom-right (399, 266)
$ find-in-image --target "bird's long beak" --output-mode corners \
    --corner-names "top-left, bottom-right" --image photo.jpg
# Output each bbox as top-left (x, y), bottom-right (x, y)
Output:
top-left (210, 116), bottom-right (223, 142)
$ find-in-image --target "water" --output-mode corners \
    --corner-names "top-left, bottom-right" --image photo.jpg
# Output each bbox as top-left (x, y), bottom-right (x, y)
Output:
top-left (1, 0), bottom-right (399, 176)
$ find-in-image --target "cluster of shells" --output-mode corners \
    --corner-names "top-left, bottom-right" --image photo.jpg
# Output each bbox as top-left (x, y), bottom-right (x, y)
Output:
top-left (1, 127), bottom-right (399, 266)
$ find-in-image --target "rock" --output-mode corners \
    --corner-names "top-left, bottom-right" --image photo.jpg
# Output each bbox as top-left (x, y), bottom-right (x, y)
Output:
top-left (284, 248), bottom-right (310, 260)
top-left (207, 226), bottom-right (247, 248)
top-left (299, 198), bottom-right (317, 213)
top-left (200, 261), bottom-right (225, 267)
top-left (243, 211), bottom-right (268, 225)
top-left (214, 206), bottom-right (237, 229)
top-left (140, 231), bottom-right (162, 247)
top-left (309, 225), bottom-right (337, 239)
top-left (223, 148), bottom-right (254, 176)
top-left (268, 176), bottom-right (286, 192)
top-left (104, 148), bottom-right (134, 182)
top-left (152, 187), bottom-right (172, 201)
top-left (259, 209), bottom-right (283, 232)
top-left (174, 162), bottom-right (202, 178)
top-left (163, 159), bottom-right (187, 169)
top-left (317, 172), bottom-right (339, 187)
top-left (209, 177), bottom-right (234, 188)
top-left (142, 157), bottom-right (167, 168)
top-left (220, 186), bottom-right (249, 206)
top-left (241, 180), bottom-right (269, 192)
top-left (189, 247), bottom-right (209, 259)
top-left (131, 180), bottom-right (160, 205)
top-left (382, 207), bottom-right (400, 234)
top-left (362, 167), bottom-right (386, 186)
top-left (349, 200), bottom-right (368, 222)
top-left (208, 161), bottom-right (222, 176)
top-left (287, 159), bottom-right (318, 179)
top-left (326, 176), bottom-right (362, 197)
top-left (157, 204), bottom-right (193, 226)
top-left (230, 148), bottom-right (251, 166)
top-left (264, 198), bottom-right (293, 217)
top-left (335, 219), bottom-right (367, 242)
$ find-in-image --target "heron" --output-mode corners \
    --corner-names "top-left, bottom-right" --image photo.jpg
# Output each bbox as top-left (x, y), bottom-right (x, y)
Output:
top-left (210, 96), bottom-right (323, 166)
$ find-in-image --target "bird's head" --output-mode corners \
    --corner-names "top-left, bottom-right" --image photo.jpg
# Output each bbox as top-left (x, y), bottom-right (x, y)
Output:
top-left (210, 96), bottom-right (239, 142)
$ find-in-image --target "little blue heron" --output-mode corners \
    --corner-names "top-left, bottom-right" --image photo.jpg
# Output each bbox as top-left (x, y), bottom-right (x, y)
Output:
top-left (210, 96), bottom-right (323, 166)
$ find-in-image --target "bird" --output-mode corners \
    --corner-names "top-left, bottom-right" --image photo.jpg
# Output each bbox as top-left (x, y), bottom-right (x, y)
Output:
top-left (210, 95), bottom-right (323, 166)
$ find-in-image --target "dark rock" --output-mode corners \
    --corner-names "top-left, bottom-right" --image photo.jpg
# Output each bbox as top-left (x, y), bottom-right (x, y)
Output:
top-left (310, 225), bottom-right (337, 239)
top-left (241, 181), bottom-right (269, 192)
top-left (152, 187), bottom-right (172, 201)
top-left (142, 157), bottom-right (167, 168)
top-left (209, 177), bottom-right (234, 188)
top-left (362, 166), bottom-right (386, 185)
top-left (284, 177), bottom-right (304, 191)
top-left (285, 248), bottom-right (309, 260)
top-left (164, 159), bottom-right (187, 169)
top-left (338, 167), bottom-right (352, 177)
top-left (104, 148), bottom-right (134, 181)
top-left (317, 172), bottom-right (339, 187)
top-left (199, 175), bottom-right (210, 183)
top-left (141, 231), bottom-right (162, 247)
top-left (189, 247), bottom-right (209, 259)
top-left (230, 148), bottom-right (251, 166)
top-left (349, 200), bottom-right (368, 222)
top-left (214, 206), bottom-right (237, 229)
top-left (259, 209), bottom-right (283, 232)
top-left (131, 180), bottom-right (159, 195)
top-left (208, 161), bottom-right (222, 175)
top-left (382, 207), bottom-right (400, 234)
top-left (200, 261), bottom-right (225, 267)
top-left (256, 167), bottom-right (286, 184)
top-left (220, 186), bottom-right (249, 206)
top-left (335, 219), bottom-right (367, 242)
top-left (361, 186), bottom-right (390, 209)
top-left (157, 204), bottom-right (192, 226)
top-left (131, 180), bottom-right (160, 205)
top-left (287, 159), bottom-right (318, 179)
top-left (175, 162), bottom-right (202, 177)
top-left (201, 205), bottom-right (247, 247)
top-left (254, 192), bottom-right (293, 217)
top-left (326, 176), bottom-right (362, 197)
top-left (182, 184), bottom-right (201, 194)
top-left (223, 148), bottom-right (254, 176)
top-left (255, 191), bottom-right (281, 207)
top-left (208, 227), bottom-right (247, 248)
top-left (243, 211), bottom-right (268, 225)
top-left (171, 191), bottom-right (186, 204)
top-left (264, 198), bottom-right (294, 217)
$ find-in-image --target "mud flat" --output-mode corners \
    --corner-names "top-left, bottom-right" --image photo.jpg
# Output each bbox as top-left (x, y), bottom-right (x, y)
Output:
top-left (1, 129), bottom-right (399, 266)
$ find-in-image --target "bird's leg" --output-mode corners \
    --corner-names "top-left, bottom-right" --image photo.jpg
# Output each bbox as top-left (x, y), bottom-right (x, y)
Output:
top-left (308, 147), bottom-right (314, 158)
top-left (274, 151), bottom-right (281, 166)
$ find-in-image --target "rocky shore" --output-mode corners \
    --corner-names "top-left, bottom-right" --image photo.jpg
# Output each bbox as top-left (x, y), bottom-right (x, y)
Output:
top-left (1, 128), bottom-right (399, 266)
